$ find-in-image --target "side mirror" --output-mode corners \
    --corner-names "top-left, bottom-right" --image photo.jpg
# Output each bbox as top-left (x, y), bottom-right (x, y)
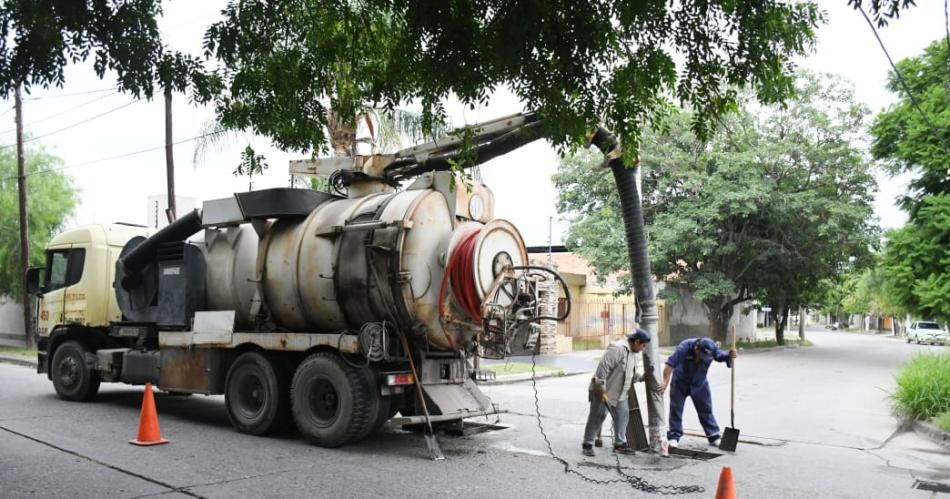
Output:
top-left (26, 267), bottom-right (44, 296)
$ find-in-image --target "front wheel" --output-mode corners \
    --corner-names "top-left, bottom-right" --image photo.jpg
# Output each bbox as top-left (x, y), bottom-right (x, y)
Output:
top-left (51, 341), bottom-right (100, 401)
top-left (290, 353), bottom-right (374, 447)
top-left (225, 352), bottom-right (290, 435)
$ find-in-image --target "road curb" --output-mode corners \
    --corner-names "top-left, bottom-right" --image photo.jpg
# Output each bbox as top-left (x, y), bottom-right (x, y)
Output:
top-left (481, 370), bottom-right (579, 385)
top-left (0, 353), bottom-right (37, 369)
top-left (910, 419), bottom-right (950, 451)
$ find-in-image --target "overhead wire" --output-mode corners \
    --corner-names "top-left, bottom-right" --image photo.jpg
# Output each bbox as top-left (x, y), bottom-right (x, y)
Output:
top-left (0, 98), bottom-right (141, 149)
top-left (0, 130), bottom-right (224, 182)
top-left (857, 5), bottom-right (950, 153)
top-left (22, 88), bottom-right (116, 101)
top-left (0, 91), bottom-right (119, 135)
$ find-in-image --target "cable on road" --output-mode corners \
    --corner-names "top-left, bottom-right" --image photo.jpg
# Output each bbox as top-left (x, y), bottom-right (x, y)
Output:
top-left (528, 349), bottom-right (705, 495)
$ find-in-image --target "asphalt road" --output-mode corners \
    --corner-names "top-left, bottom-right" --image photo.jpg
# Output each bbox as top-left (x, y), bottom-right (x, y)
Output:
top-left (1, 329), bottom-right (948, 498)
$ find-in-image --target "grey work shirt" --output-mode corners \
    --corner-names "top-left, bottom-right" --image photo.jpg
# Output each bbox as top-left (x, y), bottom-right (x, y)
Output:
top-left (590, 340), bottom-right (644, 406)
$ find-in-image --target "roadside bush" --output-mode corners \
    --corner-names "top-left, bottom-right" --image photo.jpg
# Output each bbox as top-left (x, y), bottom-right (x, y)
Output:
top-left (892, 353), bottom-right (950, 420)
top-left (935, 411), bottom-right (950, 432)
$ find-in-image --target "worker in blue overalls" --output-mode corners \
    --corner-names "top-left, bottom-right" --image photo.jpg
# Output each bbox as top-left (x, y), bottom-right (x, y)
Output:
top-left (657, 337), bottom-right (737, 448)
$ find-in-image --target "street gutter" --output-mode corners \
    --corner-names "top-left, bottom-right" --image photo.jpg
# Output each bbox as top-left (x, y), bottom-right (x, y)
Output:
top-left (909, 419), bottom-right (950, 451)
top-left (0, 353), bottom-right (36, 369)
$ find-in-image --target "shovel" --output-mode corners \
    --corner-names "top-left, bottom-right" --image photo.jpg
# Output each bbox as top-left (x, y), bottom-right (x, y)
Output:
top-left (719, 327), bottom-right (740, 452)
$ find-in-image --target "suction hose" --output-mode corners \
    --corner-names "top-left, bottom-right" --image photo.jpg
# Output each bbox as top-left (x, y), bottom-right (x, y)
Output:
top-left (118, 209), bottom-right (203, 290)
top-left (588, 126), bottom-right (665, 450)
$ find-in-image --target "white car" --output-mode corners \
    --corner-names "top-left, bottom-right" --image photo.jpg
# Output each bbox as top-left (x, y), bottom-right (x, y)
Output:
top-left (907, 321), bottom-right (948, 345)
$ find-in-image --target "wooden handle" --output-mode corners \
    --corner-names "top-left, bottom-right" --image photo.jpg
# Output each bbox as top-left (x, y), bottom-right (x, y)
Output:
top-left (730, 325), bottom-right (736, 416)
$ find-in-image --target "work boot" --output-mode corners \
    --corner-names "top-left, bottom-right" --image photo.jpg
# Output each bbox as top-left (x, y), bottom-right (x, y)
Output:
top-left (582, 443), bottom-right (595, 457)
top-left (613, 443), bottom-right (636, 455)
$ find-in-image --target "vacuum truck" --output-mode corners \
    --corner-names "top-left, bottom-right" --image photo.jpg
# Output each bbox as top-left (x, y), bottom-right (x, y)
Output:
top-left (26, 113), bottom-right (571, 450)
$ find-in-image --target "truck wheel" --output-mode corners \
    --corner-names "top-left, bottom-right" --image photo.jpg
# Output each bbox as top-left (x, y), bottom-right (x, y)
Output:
top-left (225, 352), bottom-right (290, 435)
top-left (51, 340), bottom-right (100, 401)
top-left (351, 365), bottom-right (391, 441)
top-left (291, 352), bottom-right (373, 447)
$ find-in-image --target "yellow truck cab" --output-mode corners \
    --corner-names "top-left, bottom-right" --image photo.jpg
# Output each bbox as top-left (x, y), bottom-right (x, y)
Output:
top-left (28, 224), bottom-right (150, 398)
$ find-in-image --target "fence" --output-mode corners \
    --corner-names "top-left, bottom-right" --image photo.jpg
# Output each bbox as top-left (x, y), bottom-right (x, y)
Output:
top-left (558, 300), bottom-right (638, 351)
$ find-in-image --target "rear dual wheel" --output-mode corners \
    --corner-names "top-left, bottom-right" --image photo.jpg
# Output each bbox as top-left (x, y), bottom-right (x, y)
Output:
top-left (290, 352), bottom-right (383, 447)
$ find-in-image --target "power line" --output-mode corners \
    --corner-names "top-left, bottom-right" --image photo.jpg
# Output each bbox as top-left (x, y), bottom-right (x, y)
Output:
top-left (0, 91), bottom-right (119, 135)
top-left (0, 106), bottom-right (13, 120)
top-left (858, 5), bottom-right (950, 152)
top-left (22, 87), bottom-right (117, 101)
top-left (0, 98), bottom-right (141, 149)
top-left (0, 131), bottom-right (224, 182)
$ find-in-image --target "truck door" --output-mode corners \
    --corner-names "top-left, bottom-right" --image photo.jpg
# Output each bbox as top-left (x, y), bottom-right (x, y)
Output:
top-left (36, 247), bottom-right (86, 335)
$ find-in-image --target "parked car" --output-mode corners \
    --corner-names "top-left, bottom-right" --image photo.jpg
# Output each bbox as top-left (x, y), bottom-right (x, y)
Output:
top-left (907, 321), bottom-right (948, 345)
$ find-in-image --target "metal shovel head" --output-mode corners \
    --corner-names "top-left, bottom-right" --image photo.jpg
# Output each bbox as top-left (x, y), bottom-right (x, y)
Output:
top-left (424, 430), bottom-right (445, 460)
top-left (719, 427), bottom-right (740, 452)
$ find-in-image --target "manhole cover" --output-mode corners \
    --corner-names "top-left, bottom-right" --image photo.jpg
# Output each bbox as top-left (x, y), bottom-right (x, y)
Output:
top-left (914, 480), bottom-right (950, 493)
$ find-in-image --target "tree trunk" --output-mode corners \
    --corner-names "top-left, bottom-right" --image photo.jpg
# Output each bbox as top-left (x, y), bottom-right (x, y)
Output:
top-left (798, 306), bottom-right (805, 340)
top-left (774, 303), bottom-right (788, 345)
top-left (703, 297), bottom-right (731, 343)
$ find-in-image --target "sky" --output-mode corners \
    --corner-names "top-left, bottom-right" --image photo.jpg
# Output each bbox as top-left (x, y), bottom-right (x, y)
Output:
top-left (0, 0), bottom-right (943, 245)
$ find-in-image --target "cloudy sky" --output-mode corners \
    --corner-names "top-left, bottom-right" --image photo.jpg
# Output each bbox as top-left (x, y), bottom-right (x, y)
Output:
top-left (0, 1), bottom-right (941, 245)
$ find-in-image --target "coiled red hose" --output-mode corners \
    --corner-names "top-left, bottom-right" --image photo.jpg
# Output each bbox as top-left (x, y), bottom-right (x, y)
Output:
top-left (438, 230), bottom-right (483, 324)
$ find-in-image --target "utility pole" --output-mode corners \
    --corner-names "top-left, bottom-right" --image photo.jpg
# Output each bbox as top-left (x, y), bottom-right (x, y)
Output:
top-left (164, 88), bottom-right (177, 223)
top-left (14, 88), bottom-right (33, 349)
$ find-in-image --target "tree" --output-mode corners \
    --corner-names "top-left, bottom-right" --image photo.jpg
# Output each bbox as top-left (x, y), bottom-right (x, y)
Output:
top-left (554, 72), bottom-right (877, 344)
top-left (869, 40), bottom-right (950, 324)
top-left (881, 194), bottom-right (950, 324)
top-left (0, 1), bottom-right (212, 98)
top-left (204, 0), bottom-right (824, 157)
top-left (870, 40), bottom-right (950, 215)
top-left (0, 145), bottom-right (78, 300)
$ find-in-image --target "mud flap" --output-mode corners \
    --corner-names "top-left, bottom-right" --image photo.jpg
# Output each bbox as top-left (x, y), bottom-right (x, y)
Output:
top-left (421, 379), bottom-right (493, 416)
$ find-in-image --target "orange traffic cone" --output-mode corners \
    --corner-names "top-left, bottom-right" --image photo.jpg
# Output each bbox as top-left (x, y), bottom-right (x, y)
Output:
top-left (714, 466), bottom-right (736, 499)
top-left (130, 383), bottom-right (169, 446)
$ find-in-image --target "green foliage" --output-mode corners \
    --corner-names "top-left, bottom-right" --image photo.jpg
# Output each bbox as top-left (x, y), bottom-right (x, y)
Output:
top-left (0, 145), bottom-right (77, 301)
top-left (0, 1), bottom-right (213, 99)
top-left (203, 0), bottom-right (824, 157)
top-left (841, 264), bottom-right (905, 317)
top-left (892, 353), bottom-right (950, 421)
top-left (935, 411), bottom-right (950, 432)
top-left (737, 338), bottom-right (812, 349)
top-left (870, 40), bottom-right (950, 216)
top-left (881, 194), bottom-right (950, 323)
top-left (554, 72), bottom-right (877, 340)
top-left (233, 145), bottom-right (268, 190)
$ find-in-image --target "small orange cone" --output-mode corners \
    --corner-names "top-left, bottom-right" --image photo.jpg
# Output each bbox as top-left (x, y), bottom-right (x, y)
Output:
top-left (714, 466), bottom-right (736, 499)
top-left (130, 383), bottom-right (169, 446)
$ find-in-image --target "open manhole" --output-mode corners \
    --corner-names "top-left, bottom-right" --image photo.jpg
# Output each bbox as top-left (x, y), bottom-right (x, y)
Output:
top-left (668, 447), bottom-right (723, 460)
top-left (913, 480), bottom-right (950, 493)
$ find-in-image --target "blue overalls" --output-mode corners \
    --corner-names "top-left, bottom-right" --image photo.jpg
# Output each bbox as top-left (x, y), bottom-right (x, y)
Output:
top-left (666, 338), bottom-right (732, 443)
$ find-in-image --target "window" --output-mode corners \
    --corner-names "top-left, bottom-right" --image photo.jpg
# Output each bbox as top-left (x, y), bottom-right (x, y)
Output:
top-left (45, 249), bottom-right (85, 292)
top-left (918, 322), bottom-right (940, 330)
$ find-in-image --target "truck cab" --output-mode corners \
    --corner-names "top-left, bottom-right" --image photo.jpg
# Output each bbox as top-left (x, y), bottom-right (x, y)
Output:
top-left (28, 224), bottom-right (151, 389)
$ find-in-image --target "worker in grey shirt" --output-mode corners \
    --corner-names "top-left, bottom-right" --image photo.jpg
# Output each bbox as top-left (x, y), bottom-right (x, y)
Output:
top-left (582, 329), bottom-right (650, 456)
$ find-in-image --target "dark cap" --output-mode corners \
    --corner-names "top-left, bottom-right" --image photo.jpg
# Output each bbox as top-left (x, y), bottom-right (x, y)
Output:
top-left (697, 337), bottom-right (716, 357)
top-left (626, 328), bottom-right (651, 343)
